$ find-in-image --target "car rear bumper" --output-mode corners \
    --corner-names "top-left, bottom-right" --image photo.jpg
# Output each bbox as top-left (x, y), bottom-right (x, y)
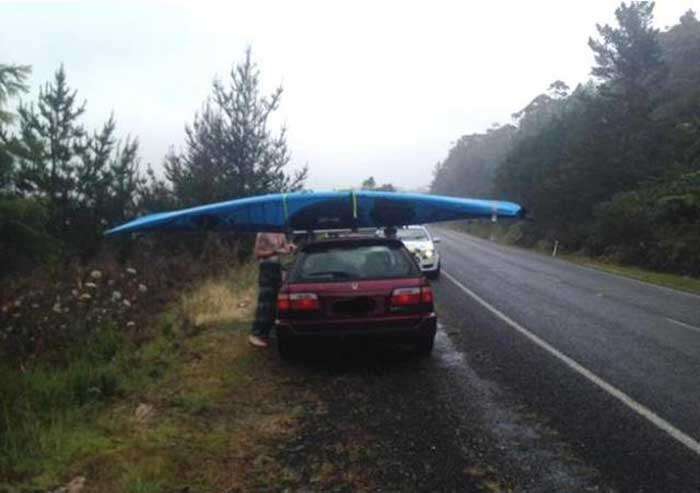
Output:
top-left (275, 313), bottom-right (437, 338)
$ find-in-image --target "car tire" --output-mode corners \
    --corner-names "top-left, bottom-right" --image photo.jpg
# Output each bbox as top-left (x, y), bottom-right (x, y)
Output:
top-left (427, 264), bottom-right (440, 280)
top-left (415, 333), bottom-right (435, 356)
top-left (277, 335), bottom-right (299, 361)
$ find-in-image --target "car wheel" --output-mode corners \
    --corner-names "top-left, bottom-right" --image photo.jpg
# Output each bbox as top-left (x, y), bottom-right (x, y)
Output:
top-left (415, 333), bottom-right (435, 356)
top-left (277, 335), bottom-right (299, 361)
top-left (427, 264), bottom-right (440, 280)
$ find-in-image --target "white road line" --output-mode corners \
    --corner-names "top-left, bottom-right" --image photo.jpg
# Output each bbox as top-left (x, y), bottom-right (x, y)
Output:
top-left (666, 317), bottom-right (700, 334)
top-left (442, 270), bottom-right (700, 457)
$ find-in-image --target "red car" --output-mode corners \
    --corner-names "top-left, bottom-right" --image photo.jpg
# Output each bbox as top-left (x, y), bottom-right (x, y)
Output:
top-left (275, 236), bottom-right (437, 359)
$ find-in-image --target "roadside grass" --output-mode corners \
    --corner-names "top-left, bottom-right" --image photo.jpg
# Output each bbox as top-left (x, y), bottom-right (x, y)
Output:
top-left (0, 316), bottom-right (183, 489)
top-left (445, 222), bottom-right (700, 296)
top-left (79, 265), bottom-right (324, 492)
top-left (1, 262), bottom-right (353, 492)
top-left (0, 263), bottom-right (258, 489)
top-left (179, 261), bottom-right (257, 330)
top-left (561, 254), bottom-right (700, 295)
top-left (0, 323), bottom-right (125, 485)
top-left (2, 260), bottom-right (395, 492)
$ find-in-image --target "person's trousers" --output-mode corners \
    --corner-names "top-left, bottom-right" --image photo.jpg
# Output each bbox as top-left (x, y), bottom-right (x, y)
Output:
top-left (251, 261), bottom-right (282, 337)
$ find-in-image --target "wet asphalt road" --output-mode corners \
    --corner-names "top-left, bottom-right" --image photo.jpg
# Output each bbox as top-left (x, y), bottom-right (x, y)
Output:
top-left (285, 327), bottom-right (619, 492)
top-left (432, 227), bottom-right (700, 492)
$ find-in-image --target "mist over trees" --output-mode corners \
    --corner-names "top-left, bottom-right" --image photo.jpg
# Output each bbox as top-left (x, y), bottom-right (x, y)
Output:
top-left (361, 176), bottom-right (396, 191)
top-left (0, 51), bottom-right (306, 276)
top-left (431, 2), bottom-right (700, 274)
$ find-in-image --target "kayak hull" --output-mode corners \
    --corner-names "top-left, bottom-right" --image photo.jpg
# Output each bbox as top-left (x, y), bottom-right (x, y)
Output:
top-left (105, 191), bottom-right (523, 236)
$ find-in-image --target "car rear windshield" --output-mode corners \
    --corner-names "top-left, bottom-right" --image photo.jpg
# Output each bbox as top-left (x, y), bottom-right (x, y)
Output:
top-left (397, 228), bottom-right (429, 241)
top-left (291, 244), bottom-right (419, 282)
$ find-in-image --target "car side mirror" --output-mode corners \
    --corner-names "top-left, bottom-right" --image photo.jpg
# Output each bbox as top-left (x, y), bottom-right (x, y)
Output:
top-left (433, 237), bottom-right (441, 243)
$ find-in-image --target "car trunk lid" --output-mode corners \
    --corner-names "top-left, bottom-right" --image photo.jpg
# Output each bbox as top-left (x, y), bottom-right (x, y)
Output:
top-left (285, 278), bottom-right (423, 319)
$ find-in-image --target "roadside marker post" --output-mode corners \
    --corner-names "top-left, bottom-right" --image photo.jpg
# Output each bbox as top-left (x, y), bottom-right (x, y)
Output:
top-left (490, 206), bottom-right (497, 241)
top-left (552, 240), bottom-right (559, 257)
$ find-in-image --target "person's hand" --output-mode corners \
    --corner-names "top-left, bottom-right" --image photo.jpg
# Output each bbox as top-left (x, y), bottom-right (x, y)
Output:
top-left (276, 244), bottom-right (295, 255)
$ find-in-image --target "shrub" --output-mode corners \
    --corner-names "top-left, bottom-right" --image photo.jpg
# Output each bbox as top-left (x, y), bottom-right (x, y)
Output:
top-left (0, 196), bottom-right (56, 276)
top-left (591, 171), bottom-right (700, 274)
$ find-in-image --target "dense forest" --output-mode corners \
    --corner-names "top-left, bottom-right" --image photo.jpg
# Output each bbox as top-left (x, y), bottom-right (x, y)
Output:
top-left (0, 49), bottom-right (306, 278)
top-left (431, 2), bottom-right (700, 275)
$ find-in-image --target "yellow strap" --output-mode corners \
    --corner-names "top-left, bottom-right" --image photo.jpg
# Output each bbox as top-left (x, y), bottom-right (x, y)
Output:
top-left (282, 194), bottom-right (289, 225)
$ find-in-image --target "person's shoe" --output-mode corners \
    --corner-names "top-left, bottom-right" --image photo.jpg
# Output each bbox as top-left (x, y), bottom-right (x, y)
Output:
top-left (248, 335), bottom-right (269, 348)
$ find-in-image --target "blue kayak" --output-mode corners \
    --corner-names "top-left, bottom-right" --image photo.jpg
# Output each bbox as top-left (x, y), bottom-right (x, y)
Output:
top-left (104, 191), bottom-right (523, 236)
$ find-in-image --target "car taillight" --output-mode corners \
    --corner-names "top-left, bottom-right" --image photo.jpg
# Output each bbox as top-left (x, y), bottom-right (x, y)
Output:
top-left (277, 293), bottom-right (291, 311)
top-left (420, 286), bottom-right (434, 304)
top-left (391, 287), bottom-right (421, 305)
top-left (391, 287), bottom-right (433, 306)
top-left (278, 292), bottom-right (320, 312)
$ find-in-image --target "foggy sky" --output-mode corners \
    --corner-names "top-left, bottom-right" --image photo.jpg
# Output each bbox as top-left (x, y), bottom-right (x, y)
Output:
top-left (1, 0), bottom-right (697, 191)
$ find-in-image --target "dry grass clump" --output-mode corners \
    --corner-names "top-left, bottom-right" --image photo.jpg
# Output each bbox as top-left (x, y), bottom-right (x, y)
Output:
top-left (179, 262), bottom-right (258, 329)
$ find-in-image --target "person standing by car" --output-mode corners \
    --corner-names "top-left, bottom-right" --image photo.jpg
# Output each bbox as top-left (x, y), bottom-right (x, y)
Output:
top-left (249, 232), bottom-right (296, 348)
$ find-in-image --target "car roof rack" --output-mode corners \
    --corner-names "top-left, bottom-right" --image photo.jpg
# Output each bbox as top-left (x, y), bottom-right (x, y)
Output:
top-left (291, 227), bottom-right (377, 235)
top-left (292, 227), bottom-right (380, 240)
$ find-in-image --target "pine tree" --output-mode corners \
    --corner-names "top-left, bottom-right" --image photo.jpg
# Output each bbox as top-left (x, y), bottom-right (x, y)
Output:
top-left (10, 65), bottom-right (142, 254)
top-left (165, 48), bottom-right (307, 207)
top-left (0, 64), bottom-right (30, 125)
top-left (588, 1), bottom-right (666, 110)
top-left (0, 64), bottom-right (31, 191)
top-left (14, 65), bottom-right (89, 208)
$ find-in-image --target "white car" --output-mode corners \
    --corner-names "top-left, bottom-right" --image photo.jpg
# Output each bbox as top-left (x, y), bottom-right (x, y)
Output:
top-left (396, 225), bottom-right (441, 279)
